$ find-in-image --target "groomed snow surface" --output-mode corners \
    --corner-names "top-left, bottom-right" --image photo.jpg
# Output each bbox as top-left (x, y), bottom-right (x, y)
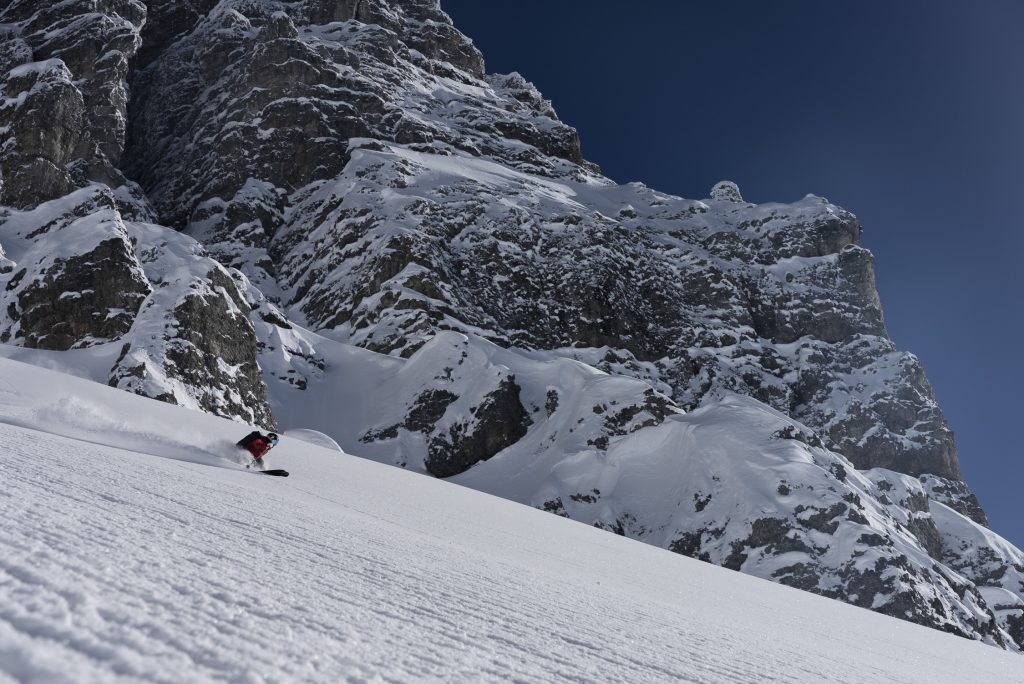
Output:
top-left (1, 358), bottom-right (1021, 683)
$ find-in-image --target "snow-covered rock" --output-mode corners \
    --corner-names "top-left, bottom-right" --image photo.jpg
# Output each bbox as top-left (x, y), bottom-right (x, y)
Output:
top-left (109, 221), bottom-right (274, 427)
top-left (0, 0), bottom-right (145, 205)
top-left (0, 188), bottom-right (149, 349)
top-left (710, 179), bottom-right (744, 202)
top-left (260, 140), bottom-right (956, 481)
top-left (0, 186), bottom-right (274, 426)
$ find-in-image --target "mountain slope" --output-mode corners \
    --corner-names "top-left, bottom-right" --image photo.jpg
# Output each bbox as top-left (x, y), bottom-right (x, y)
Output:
top-left (251, 328), bottom-right (1024, 649)
top-left (0, 0), bottom-right (1020, 652)
top-left (1, 358), bottom-right (1023, 683)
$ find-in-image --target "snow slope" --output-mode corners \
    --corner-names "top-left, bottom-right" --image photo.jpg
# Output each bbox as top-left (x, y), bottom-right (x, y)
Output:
top-left (256, 328), bottom-right (1024, 647)
top-left (1, 358), bottom-right (1021, 683)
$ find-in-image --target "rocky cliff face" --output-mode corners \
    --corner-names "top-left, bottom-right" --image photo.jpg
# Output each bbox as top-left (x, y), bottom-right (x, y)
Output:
top-left (0, 0), bottom-right (1020, 650)
top-left (0, 0), bottom-right (275, 426)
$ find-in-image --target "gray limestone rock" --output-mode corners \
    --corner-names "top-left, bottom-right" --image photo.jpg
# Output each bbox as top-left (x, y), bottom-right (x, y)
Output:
top-left (106, 226), bottom-right (276, 428)
top-left (0, 0), bottom-right (146, 203)
top-left (0, 61), bottom-right (86, 207)
top-left (161, 268), bottom-right (274, 426)
top-left (8, 236), bottom-right (149, 350)
top-left (425, 375), bottom-right (531, 478)
top-left (0, 188), bottom-right (150, 349)
top-left (921, 475), bottom-right (990, 527)
top-left (357, 333), bottom-right (532, 477)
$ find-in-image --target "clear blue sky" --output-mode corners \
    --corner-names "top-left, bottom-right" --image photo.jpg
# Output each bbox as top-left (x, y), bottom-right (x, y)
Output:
top-left (442, 0), bottom-right (1024, 547)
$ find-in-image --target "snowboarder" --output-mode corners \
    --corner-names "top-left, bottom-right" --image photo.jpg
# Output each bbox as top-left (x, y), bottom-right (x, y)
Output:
top-left (237, 430), bottom-right (278, 469)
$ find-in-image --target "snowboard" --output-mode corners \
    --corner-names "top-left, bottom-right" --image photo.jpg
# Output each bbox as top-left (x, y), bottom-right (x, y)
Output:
top-left (258, 469), bottom-right (290, 477)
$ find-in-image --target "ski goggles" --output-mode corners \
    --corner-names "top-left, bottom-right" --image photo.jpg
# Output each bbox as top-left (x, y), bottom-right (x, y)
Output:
top-left (270, 438), bottom-right (279, 445)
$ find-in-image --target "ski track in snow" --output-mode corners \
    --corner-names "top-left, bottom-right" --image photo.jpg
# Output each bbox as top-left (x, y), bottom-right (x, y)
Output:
top-left (0, 361), bottom-right (1022, 682)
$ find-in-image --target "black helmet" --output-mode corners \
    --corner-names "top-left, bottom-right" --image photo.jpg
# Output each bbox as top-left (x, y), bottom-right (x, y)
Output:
top-left (267, 432), bottom-right (279, 442)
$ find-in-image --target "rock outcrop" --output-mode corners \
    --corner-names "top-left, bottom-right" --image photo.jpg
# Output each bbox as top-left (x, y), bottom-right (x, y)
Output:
top-left (0, 0), bottom-right (275, 426)
top-left (0, 188), bottom-right (150, 350)
top-left (0, 0), bottom-right (146, 205)
top-left (357, 333), bottom-right (532, 477)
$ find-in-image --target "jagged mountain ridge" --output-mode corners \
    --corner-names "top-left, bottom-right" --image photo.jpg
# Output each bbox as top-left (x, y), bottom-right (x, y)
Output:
top-left (1, 0), bottom-right (1021, 650)
top-left (124, 0), bottom-right (956, 482)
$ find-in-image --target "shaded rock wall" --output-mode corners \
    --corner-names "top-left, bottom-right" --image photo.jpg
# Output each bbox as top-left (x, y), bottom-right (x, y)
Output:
top-left (0, 188), bottom-right (150, 349)
top-left (0, 0), bottom-right (275, 425)
top-left (0, 0), bottom-right (145, 205)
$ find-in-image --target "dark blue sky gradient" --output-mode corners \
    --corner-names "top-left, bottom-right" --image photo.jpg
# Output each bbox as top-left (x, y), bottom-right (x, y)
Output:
top-left (442, 0), bottom-right (1024, 546)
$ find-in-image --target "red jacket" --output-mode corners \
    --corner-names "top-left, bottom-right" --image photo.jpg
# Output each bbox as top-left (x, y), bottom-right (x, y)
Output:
top-left (245, 437), bottom-right (274, 460)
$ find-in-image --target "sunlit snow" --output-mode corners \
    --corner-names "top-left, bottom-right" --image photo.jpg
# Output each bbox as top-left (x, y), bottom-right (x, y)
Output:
top-left (1, 358), bottom-right (1021, 682)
